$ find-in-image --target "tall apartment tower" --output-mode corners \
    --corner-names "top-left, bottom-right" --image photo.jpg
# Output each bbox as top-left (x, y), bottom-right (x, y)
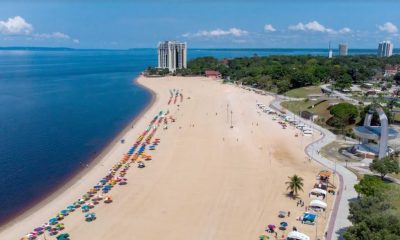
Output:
top-left (157, 41), bottom-right (187, 72)
top-left (377, 41), bottom-right (393, 57)
top-left (328, 41), bottom-right (333, 58)
top-left (339, 43), bottom-right (348, 56)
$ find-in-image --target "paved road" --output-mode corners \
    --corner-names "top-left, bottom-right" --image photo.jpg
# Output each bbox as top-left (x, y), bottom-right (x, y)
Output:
top-left (320, 84), bottom-right (360, 106)
top-left (270, 96), bottom-right (358, 240)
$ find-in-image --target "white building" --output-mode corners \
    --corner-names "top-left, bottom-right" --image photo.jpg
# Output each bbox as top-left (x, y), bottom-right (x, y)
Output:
top-left (328, 42), bottom-right (333, 58)
top-left (157, 41), bottom-right (187, 72)
top-left (339, 43), bottom-right (348, 56)
top-left (377, 41), bottom-right (393, 57)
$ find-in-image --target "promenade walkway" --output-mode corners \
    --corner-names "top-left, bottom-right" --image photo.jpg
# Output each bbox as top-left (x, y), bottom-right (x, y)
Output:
top-left (270, 96), bottom-right (358, 240)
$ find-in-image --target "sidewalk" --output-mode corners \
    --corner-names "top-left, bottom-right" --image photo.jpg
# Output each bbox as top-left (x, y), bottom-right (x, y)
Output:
top-left (270, 96), bottom-right (358, 240)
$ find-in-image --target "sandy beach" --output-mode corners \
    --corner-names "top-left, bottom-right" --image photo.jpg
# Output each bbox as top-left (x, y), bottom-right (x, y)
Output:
top-left (1, 76), bottom-right (334, 240)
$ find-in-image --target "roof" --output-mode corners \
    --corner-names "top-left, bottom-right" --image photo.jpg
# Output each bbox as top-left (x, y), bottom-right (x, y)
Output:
top-left (353, 126), bottom-right (398, 140)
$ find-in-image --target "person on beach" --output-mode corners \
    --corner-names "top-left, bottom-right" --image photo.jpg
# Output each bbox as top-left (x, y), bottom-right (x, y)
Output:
top-left (288, 211), bottom-right (290, 217)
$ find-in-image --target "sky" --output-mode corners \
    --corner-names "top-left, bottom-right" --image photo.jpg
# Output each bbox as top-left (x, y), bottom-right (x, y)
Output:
top-left (1, 0), bottom-right (400, 49)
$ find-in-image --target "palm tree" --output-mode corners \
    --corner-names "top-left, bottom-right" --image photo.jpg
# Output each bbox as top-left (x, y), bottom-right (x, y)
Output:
top-left (285, 175), bottom-right (304, 197)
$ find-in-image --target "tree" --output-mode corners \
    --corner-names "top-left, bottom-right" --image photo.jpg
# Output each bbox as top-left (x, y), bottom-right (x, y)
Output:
top-left (369, 157), bottom-right (400, 180)
top-left (334, 73), bottom-right (352, 90)
top-left (327, 103), bottom-right (359, 128)
top-left (285, 175), bottom-right (304, 197)
top-left (354, 175), bottom-right (386, 197)
top-left (394, 72), bottom-right (400, 85)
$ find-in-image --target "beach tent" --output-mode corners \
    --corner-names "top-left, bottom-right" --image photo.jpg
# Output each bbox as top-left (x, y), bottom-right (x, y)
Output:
top-left (318, 170), bottom-right (331, 178)
top-left (310, 188), bottom-right (327, 196)
top-left (302, 212), bottom-right (317, 225)
top-left (309, 199), bottom-right (327, 209)
top-left (286, 231), bottom-right (310, 240)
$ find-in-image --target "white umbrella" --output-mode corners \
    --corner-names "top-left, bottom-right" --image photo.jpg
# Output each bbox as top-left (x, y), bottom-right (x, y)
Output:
top-left (310, 188), bottom-right (327, 196)
top-left (309, 199), bottom-right (327, 209)
top-left (287, 231), bottom-right (310, 240)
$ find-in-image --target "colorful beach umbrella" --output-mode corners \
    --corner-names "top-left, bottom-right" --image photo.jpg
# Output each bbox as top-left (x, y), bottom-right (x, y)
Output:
top-left (267, 224), bottom-right (275, 230)
top-left (60, 210), bottom-right (69, 215)
top-left (81, 205), bottom-right (90, 212)
top-left (49, 218), bottom-right (58, 225)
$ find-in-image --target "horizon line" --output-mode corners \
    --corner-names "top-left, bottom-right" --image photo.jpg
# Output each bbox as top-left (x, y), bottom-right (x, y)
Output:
top-left (0, 46), bottom-right (396, 51)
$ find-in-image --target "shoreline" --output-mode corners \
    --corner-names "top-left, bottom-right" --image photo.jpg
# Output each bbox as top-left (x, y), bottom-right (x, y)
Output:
top-left (0, 74), bottom-right (156, 233)
top-left (2, 75), bottom-right (335, 239)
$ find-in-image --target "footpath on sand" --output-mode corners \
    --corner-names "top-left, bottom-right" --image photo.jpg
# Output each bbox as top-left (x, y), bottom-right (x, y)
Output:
top-left (270, 96), bottom-right (358, 240)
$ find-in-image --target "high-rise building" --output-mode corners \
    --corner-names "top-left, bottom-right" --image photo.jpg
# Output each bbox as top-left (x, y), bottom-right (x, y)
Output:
top-left (377, 41), bottom-right (393, 57)
top-left (328, 41), bottom-right (333, 58)
top-left (157, 41), bottom-right (187, 72)
top-left (339, 43), bottom-right (348, 56)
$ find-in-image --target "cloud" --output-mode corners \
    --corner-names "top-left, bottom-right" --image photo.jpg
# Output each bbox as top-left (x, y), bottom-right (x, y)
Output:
top-left (232, 39), bottom-right (247, 43)
top-left (264, 24), bottom-right (276, 32)
top-left (0, 16), bottom-right (33, 35)
top-left (0, 16), bottom-right (79, 44)
top-left (288, 21), bottom-right (350, 34)
top-left (378, 22), bottom-right (398, 34)
top-left (338, 27), bottom-right (351, 34)
top-left (182, 27), bottom-right (248, 38)
top-left (34, 32), bottom-right (71, 40)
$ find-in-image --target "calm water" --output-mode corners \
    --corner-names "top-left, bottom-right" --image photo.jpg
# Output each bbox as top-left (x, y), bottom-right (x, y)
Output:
top-left (0, 48), bottom-right (387, 224)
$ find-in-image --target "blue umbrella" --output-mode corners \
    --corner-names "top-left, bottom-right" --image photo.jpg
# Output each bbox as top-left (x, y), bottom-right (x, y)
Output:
top-left (60, 210), bottom-right (69, 215)
top-left (49, 218), bottom-right (58, 225)
top-left (81, 205), bottom-right (90, 212)
top-left (280, 222), bottom-right (288, 227)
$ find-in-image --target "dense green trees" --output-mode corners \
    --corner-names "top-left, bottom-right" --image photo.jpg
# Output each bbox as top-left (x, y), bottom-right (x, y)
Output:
top-left (354, 175), bottom-right (386, 197)
top-left (327, 103), bottom-right (359, 128)
top-left (181, 55), bottom-right (400, 94)
top-left (394, 72), bottom-right (400, 85)
top-left (146, 67), bottom-right (169, 76)
top-left (369, 157), bottom-right (400, 180)
top-left (344, 175), bottom-right (400, 240)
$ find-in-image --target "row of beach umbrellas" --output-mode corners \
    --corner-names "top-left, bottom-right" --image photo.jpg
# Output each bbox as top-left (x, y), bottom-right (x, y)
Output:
top-left (21, 109), bottom-right (174, 240)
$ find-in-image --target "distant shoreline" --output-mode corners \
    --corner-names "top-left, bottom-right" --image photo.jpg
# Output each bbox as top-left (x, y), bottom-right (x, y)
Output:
top-left (0, 74), bottom-right (156, 231)
top-left (1, 46), bottom-right (399, 52)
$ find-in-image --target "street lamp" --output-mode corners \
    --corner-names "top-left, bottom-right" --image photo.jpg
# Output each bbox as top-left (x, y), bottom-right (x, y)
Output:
top-left (230, 110), bottom-right (233, 128)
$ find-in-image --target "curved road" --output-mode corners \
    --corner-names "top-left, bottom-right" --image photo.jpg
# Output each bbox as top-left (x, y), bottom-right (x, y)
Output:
top-left (270, 96), bottom-right (358, 240)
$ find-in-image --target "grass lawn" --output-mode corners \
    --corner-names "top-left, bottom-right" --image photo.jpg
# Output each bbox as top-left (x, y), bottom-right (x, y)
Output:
top-left (385, 182), bottom-right (400, 213)
top-left (281, 99), bottom-right (343, 126)
top-left (284, 85), bottom-right (323, 98)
